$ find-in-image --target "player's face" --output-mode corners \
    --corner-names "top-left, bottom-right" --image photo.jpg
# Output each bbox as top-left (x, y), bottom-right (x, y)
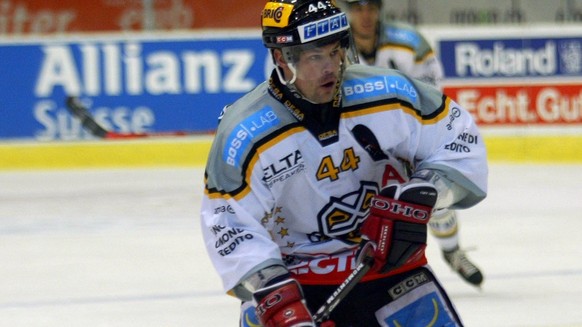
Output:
top-left (278, 42), bottom-right (344, 104)
top-left (349, 3), bottom-right (380, 40)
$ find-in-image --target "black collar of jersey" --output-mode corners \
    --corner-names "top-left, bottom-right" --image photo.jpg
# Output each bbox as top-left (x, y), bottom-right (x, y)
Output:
top-left (268, 70), bottom-right (341, 146)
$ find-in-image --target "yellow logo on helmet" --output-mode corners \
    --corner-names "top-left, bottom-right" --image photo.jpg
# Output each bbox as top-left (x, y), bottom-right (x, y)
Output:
top-left (262, 2), bottom-right (294, 28)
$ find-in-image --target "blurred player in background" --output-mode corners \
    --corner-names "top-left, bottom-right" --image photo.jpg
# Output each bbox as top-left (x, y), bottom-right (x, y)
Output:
top-left (343, 0), bottom-right (484, 288)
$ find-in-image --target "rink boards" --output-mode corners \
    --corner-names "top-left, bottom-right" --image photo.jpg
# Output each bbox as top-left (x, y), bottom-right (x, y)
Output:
top-left (2, 132), bottom-right (581, 170)
top-left (1, 26), bottom-right (580, 169)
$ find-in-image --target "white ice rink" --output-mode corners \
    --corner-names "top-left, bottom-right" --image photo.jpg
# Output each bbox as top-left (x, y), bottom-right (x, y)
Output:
top-left (1, 163), bottom-right (582, 327)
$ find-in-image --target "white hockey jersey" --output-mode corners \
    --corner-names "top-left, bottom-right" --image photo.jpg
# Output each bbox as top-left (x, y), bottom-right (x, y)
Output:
top-left (200, 63), bottom-right (487, 294)
top-left (358, 21), bottom-right (444, 89)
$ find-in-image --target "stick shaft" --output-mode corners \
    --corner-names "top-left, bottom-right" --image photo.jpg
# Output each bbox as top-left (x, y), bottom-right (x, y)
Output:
top-left (312, 256), bottom-right (373, 323)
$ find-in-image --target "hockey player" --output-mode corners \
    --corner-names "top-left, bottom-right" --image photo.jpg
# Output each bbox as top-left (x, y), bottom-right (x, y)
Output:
top-left (200, 0), bottom-right (488, 326)
top-left (343, 0), bottom-right (443, 86)
top-left (343, 0), bottom-right (484, 287)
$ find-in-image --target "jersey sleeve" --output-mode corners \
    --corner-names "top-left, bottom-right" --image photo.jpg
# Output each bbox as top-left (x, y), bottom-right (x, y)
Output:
top-left (406, 83), bottom-right (488, 209)
top-left (200, 92), bottom-right (287, 294)
top-left (201, 162), bottom-right (284, 293)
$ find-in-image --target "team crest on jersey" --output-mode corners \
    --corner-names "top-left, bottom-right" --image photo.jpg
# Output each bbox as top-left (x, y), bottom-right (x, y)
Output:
top-left (317, 182), bottom-right (378, 238)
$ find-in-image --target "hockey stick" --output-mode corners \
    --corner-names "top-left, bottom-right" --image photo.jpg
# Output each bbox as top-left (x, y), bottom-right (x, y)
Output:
top-left (65, 96), bottom-right (204, 139)
top-left (312, 255), bottom-right (374, 323)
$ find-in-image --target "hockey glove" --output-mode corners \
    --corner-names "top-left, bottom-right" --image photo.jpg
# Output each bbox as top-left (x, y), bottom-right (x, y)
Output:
top-left (357, 181), bottom-right (438, 274)
top-left (253, 279), bottom-right (315, 327)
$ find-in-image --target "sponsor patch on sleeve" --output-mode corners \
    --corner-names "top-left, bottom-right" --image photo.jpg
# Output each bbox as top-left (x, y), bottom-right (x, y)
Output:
top-left (343, 76), bottom-right (418, 104)
top-left (222, 106), bottom-right (280, 167)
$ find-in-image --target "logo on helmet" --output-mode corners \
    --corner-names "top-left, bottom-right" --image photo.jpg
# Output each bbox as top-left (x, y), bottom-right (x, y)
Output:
top-left (297, 12), bottom-right (349, 43)
top-left (276, 35), bottom-right (294, 44)
top-left (262, 3), bottom-right (294, 28)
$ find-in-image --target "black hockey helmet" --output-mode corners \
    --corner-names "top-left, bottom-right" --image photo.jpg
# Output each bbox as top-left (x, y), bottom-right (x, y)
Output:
top-left (262, 0), bottom-right (350, 49)
top-left (262, 0), bottom-right (359, 61)
top-left (261, 0), bottom-right (358, 83)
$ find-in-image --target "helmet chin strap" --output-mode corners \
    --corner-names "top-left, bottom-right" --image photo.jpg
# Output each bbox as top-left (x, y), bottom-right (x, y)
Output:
top-left (275, 62), bottom-right (297, 86)
top-left (271, 48), bottom-right (297, 86)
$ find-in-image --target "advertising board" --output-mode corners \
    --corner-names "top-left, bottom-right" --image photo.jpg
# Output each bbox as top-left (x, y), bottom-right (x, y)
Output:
top-left (445, 83), bottom-right (582, 125)
top-left (435, 28), bottom-right (582, 129)
top-left (428, 26), bottom-right (582, 162)
top-left (1, 25), bottom-right (581, 167)
top-left (440, 37), bottom-right (581, 79)
top-left (0, 32), bottom-right (270, 141)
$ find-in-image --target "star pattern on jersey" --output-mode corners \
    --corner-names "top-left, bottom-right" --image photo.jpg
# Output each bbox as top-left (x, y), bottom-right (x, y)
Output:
top-left (278, 227), bottom-right (289, 238)
top-left (275, 216), bottom-right (285, 224)
top-left (286, 241), bottom-right (295, 248)
top-left (260, 207), bottom-right (283, 226)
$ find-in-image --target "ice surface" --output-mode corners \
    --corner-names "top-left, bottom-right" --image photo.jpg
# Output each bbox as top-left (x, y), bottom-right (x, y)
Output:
top-left (1, 164), bottom-right (581, 326)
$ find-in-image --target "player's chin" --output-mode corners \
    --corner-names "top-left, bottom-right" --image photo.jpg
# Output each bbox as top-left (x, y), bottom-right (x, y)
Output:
top-left (315, 90), bottom-right (336, 103)
top-left (319, 85), bottom-right (336, 97)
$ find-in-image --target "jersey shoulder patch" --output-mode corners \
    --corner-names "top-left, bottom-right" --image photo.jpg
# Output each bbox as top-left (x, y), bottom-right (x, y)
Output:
top-left (342, 65), bottom-right (420, 107)
top-left (221, 105), bottom-right (281, 168)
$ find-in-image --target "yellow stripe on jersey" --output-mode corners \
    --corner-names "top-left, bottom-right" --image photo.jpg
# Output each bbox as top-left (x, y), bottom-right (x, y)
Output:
top-left (342, 97), bottom-right (450, 125)
top-left (204, 126), bottom-right (306, 201)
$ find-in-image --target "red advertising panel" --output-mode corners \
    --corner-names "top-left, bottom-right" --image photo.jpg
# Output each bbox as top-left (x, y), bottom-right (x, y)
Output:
top-left (438, 33), bottom-right (582, 128)
top-left (189, 1), bottom-right (266, 28)
top-left (0, 0), bottom-right (266, 34)
top-left (444, 83), bottom-right (582, 125)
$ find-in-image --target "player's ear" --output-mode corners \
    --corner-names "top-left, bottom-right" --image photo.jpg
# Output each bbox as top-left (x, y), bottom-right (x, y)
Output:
top-left (273, 49), bottom-right (288, 68)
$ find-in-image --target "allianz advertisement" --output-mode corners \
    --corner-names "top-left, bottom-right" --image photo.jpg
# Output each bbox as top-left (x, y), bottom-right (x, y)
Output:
top-left (438, 35), bottom-right (582, 126)
top-left (0, 32), bottom-right (269, 141)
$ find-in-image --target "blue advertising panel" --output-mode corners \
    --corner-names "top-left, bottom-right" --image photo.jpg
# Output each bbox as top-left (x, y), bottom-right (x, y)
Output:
top-left (438, 37), bottom-right (582, 79)
top-left (0, 33), bottom-right (270, 140)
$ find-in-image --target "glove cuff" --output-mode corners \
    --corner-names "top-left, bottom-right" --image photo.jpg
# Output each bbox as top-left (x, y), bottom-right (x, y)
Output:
top-left (253, 279), bottom-right (314, 327)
